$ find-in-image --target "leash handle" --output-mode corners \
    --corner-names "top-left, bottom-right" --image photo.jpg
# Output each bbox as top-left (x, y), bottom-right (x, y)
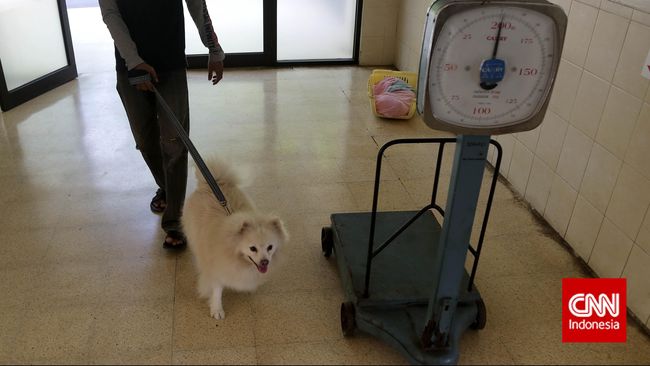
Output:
top-left (129, 73), bottom-right (232, 215)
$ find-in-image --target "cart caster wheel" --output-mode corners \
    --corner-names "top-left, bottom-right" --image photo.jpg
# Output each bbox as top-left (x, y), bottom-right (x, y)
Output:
top-left (321, 227), bottom-right (333, 258)
top-left (471, 298), bottom-right (487, 330)
top-left (341, 302), bottom-right (356, 337)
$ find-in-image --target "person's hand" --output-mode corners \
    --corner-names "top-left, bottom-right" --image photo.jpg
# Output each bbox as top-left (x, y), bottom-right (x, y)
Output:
top-left (208, 60), bottom-right (224, 85)
top-left (133, 63), bottom-right (158, 92)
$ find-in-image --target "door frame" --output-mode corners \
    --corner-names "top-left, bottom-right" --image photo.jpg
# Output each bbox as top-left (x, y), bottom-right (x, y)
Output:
top-left (187, 0), bottom-right (363, 68)
top-left (187, 0), bottom-right (278, 68)
top-left (0, 0), bottom-right (78, 111)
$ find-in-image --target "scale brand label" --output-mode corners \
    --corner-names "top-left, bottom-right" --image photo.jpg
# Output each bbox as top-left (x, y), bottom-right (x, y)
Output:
top-left (562, 278), bottom-right (626, 343)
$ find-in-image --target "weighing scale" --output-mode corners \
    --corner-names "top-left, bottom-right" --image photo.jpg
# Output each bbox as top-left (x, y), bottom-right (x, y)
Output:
top-left (321, 1), bottom-right (567, 364)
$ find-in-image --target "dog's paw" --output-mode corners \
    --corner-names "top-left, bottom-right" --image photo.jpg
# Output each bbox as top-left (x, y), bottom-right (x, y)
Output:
top-left (210, 307), bottom-right (226, 320)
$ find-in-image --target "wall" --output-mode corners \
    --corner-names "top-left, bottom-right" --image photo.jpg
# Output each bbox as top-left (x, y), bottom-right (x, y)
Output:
top-left (612, 0), bottom-right (650, 13)
top-left (394, 0), bottom-right (431, 72)
top-left (359, 0), bottom-right (400, 66)
top-left (390, 0), bottom-right (650, 328)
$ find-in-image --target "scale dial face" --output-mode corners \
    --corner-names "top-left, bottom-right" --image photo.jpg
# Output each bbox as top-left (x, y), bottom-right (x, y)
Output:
top-left (427, 5), bottom-right (558, 130)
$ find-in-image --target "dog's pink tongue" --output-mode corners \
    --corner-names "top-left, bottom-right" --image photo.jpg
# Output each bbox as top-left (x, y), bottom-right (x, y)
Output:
top-left (258, 264), bottom-right (268, 274)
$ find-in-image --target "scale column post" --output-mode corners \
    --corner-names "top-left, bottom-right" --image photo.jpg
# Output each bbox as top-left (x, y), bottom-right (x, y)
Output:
top-left (422, 134), bottom-right (490, 349)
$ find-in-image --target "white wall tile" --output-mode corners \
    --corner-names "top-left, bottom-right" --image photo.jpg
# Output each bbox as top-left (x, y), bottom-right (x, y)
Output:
top-left (601, 0), bottom-right (634, 18)
top-left (570, 71), bottom-right (610, 138)
top-left (579, 143), bottom-right (622, 213)
top-left (395, 1), bottom-right (426, 72)
top-left (382, 5), bottom-right (399, 40)
top-left (361, 4), bottom-right (385, 38)
top-left (496, 134), bottom-right (516, 180)
top-left (359, 36), bottom-right (384, 65)
top-left (589, 218), bottom-right (634, 277)
top-left (606, 164), bottom-right (650, 240)
top-left (563, 1), bottom-right (599, 66)
top-left (566, 194), bottom-right (605, 260)
top-left (550, 0), bottom-right (573, 14)
top-left (545, 174), bottom-right (579, 236)
top-left (525, 157), bottom-right (555, 214)
top-left (515, 127), bottom-right (541, 152)
top-left (550, 60), bottom-right (584, 121)
top-left (487, 144), bottom-right (497, 167)
top-left (401, 2), bottom-right (426, 53)
top-left (584, 10), bottom-right (630, 82)
top-left (360, 0), bottom-right (400, 66)
top-left (621, 245), bottom-right (650, 323)
top-left (382, 33), bottom-right (397, 66)
top-left (395, 44), bottom-right (409, 72)
top-left (625, 104), bottom-right (650, 179)
top-left (610, 0), bottom-right (650, 13)
top-left (536, 111), bottom-right (569, 169)
top-left (509, 141), bottom-right (534, 196)
top-left (595, 86), bottom-right (643, 159)
top-left (637, 209), bottom-right (650, 254)
top-left (613, 22), bottom-right (650, 99)
top-left (632, 9), bottom-right (650, 27)
top-left (556, 126), bottom-right (594, 190)
top-left (576, 0), bottom-right (602, 7)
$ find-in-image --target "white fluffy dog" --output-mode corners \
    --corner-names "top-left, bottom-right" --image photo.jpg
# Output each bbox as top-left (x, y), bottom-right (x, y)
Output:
top-left (182, 159), bottom-right (288, 319)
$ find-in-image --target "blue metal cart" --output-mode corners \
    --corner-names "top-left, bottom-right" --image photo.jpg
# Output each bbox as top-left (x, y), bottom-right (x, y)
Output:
top-left (321, 137), bottom-right (502, 365)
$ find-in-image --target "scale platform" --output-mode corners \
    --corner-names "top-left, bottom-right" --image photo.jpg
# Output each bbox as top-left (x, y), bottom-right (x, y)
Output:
top-left (324, 210), bottom-right (484, 365)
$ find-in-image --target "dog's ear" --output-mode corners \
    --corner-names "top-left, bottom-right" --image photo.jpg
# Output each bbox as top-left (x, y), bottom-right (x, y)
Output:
top-left (238, 220), bottom-right (251, 235)
top-left (268, 217), bottom-right (289, 242)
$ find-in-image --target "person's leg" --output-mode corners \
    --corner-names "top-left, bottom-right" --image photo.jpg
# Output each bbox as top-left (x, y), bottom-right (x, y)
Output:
top-left (116, 71), bottom-right (167, 192)
top-left (154, 69), bottom-right (189, 240)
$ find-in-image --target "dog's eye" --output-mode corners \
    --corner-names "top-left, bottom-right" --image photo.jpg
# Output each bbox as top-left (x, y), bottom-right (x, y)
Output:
top-left (267, 245), bottom-right (273, 251)
top-left (249, 246), bottom-right (257, 252)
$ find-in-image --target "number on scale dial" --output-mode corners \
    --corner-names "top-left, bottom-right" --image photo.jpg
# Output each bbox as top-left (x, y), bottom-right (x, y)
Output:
top-left (428, 6), bottom-right (557, 129)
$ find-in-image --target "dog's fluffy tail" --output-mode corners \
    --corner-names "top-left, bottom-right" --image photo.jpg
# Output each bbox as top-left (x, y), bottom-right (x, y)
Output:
top-left (195, 157), bottom-right (240, 191)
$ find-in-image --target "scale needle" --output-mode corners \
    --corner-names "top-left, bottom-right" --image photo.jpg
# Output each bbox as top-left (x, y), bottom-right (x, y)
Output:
top-left (480, 13), bottom-right (506, 91)
top-left (492, 13), bottom-right (505, 59)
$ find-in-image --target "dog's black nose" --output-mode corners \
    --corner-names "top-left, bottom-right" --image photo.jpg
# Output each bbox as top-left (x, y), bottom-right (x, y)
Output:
top-left (260, 259), bottom-right (269, 266)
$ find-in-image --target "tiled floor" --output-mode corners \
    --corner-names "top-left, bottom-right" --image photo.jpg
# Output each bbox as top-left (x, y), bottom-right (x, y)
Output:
top-left (1, 63), bottom-right (650, 364)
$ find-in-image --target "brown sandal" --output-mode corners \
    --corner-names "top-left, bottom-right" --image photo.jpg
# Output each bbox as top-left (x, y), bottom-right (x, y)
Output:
top-left (150, 188), bottom-right (167, 213)
top-left (163, 230), bottom-right (187, 249)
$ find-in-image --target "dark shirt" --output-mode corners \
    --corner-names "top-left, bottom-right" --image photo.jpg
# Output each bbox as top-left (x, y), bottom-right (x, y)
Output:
top-left (114, 0), bottom-right (186, 72)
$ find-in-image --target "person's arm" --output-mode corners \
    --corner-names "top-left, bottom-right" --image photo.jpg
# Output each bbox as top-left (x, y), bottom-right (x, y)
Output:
top-left (98, 0), bottom-right (158, 91)
top-left (185, 0), bottom-right (225, 84)
top-left (98, 0), bottom-right (143, 70)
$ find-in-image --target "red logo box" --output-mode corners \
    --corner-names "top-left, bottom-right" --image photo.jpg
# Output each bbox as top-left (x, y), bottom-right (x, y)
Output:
top-left (562, 278), bottom-right (626, 343)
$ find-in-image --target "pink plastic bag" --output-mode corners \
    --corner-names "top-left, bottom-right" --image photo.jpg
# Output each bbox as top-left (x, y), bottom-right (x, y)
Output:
top-left (373, 77), bottom-right (398, 96)
top-left (375, 91), bottom-right (413, 118)
top-left (373, 77), bottom-right (415, 118)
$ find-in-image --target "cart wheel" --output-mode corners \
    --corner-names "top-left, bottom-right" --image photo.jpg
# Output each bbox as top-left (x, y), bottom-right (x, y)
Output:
top-left (340, 302), bottom-right (356, 337)
top-left (471, 298), bottom-right (487, 330)
top-left (321, 227), bottom-right (334, 258)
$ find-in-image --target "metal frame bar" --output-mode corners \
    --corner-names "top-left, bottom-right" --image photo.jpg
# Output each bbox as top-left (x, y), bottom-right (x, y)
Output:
top-left (423, 134), bottom-right (491, 348)
top-left (362, 137), bottom-right (503, 298)
top-left (467, 140), bottom-right (502, 291)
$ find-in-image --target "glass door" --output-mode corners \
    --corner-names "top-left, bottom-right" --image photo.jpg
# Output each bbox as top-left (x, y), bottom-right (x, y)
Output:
top-left (0, 0), bottom-right (77, 111)
top-left (185, 0), bottom-right (361, 67)
top-left (277, 0), bottom-right (359, 62)
top-left (185, 0), bottom-right (276, 68)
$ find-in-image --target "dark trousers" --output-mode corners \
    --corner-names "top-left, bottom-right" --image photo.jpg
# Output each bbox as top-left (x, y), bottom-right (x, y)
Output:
top-left (116, 68), bottom-right (189, 232)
